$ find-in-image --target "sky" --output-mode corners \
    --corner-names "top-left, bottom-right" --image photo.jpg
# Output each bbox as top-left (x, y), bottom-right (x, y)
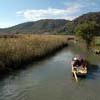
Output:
top-left (0, 0), bottom-right (100, 28)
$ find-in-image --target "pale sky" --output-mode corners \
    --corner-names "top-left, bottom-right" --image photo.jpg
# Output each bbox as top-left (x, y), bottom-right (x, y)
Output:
top-left (0, 0), bottom-right (100, 28)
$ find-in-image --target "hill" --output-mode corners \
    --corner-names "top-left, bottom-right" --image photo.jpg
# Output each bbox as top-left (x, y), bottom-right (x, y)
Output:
top-left (0, 12), bottom-right (100, 35)
top-left (0, 19), bottom-right (69, 34)
top-left (66, 12), bottom-right (100, 35)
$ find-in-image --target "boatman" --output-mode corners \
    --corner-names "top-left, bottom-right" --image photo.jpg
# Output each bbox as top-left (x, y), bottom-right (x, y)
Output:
top-left (72, 57), bottom-right (81, 67)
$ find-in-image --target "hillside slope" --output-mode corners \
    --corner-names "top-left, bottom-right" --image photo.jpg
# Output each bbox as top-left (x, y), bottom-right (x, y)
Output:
top-left (0, 12), bottom-right (100, 35)
top-left (0, 19), bottom-right (69, 34)
top-left (66, 12), bottom-right (100, 35)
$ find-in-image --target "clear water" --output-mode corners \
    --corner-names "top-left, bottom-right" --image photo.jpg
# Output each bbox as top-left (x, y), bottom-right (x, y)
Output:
top-left (0, 46), bottom-right (100, 100)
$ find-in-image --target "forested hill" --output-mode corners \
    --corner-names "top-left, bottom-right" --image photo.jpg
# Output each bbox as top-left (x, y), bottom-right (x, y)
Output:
top-left (0, 19), bottom-right (69, 34)
top-left (0, 11), bottom-right (100, 35)
top-left (66, 12), bottom-right (100, 35)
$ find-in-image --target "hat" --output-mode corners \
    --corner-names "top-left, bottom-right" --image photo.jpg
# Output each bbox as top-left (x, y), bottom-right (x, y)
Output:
top-left (73, 57), bottom-right (77, 60)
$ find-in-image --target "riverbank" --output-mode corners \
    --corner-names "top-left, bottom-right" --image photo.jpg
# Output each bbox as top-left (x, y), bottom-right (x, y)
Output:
top-left (0, 35), bottom-right (68, 74)
top-left (74, 37), bottom-right (100, 52)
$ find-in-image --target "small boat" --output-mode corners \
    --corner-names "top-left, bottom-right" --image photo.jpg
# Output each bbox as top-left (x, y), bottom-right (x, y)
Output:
top-left (71, 56), bottom-right (88, 77)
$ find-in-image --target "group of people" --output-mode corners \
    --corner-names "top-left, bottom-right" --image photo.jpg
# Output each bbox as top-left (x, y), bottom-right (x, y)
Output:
top-left (72, 57), bottom-right (87, 68)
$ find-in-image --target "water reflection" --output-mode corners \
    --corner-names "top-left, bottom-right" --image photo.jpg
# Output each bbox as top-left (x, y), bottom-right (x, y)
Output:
top-left (87, 64), bottom-right (100, 80)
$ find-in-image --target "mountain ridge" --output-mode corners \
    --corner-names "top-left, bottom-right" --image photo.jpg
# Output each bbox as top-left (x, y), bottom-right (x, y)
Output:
top-left (0, 11), bottom-right (100, 35)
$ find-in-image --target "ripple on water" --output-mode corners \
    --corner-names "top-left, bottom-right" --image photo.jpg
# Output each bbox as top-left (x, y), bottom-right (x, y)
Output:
top-left (0, 47), bottom-right (100, 100)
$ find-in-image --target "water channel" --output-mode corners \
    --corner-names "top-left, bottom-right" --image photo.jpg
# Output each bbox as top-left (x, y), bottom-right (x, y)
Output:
top-left (0, 45), bottom-right (100, 100)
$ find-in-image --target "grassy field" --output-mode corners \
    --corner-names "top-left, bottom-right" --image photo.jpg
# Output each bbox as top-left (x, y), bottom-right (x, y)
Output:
top-left (0, 35), bottom-right (68, 73)
top-left (93, 37), bottom-right (100, 50)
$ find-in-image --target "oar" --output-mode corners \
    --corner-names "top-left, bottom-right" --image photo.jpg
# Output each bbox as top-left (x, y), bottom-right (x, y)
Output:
top-left (73, 71), bottom-right (78, 82)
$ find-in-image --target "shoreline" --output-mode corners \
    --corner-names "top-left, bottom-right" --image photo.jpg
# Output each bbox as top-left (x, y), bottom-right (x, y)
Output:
top-left (0, 35), bottom-right (68, 75)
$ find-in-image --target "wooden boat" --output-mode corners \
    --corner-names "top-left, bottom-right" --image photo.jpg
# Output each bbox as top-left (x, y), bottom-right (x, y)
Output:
top-left (71, 57), bottom-right (88, 77)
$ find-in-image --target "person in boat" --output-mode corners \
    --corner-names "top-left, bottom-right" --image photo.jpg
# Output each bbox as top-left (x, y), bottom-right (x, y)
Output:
top-left (72, 57), bottom-right (81, 67)
top-left (81, 59), bottom-right (87, 68)
top-left (72, 57), bottom-right (87, 68)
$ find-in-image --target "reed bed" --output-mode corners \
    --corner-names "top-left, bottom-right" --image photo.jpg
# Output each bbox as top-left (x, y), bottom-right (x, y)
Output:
top-left (0, 35), bottom-right (68, 73)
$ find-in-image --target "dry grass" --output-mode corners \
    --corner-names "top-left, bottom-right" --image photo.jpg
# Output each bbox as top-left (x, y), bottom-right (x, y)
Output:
top-left (0, 35), bottom-right (68, 72)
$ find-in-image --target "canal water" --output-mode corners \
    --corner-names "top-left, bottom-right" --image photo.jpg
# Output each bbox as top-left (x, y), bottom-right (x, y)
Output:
top-left (0, 45), bottom-right (100, 100)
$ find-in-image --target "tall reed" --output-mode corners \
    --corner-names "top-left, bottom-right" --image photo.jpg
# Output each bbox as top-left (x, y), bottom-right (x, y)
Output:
top-left (0, 35), bottom-right (68, 72)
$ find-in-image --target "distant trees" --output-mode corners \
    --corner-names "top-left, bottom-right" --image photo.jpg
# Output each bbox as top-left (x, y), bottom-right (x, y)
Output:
top-left (75, 21), bottom-right (99, 50)
top-left (66, 22), bottom-right (75, 34)
top-left (16, 31), bottom-right (20, 34)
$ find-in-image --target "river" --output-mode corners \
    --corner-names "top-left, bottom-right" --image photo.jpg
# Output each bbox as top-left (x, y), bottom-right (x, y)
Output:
top-left (0, 45), bottom-right (100, 100)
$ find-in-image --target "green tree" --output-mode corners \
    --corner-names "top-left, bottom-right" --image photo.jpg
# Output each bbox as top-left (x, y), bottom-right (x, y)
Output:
top-left (66, 22), bottom-right (75, 34)
top-left (75, 21), bottom-right (99, 50)
top-left (16, 31), bottom-right (20, 34)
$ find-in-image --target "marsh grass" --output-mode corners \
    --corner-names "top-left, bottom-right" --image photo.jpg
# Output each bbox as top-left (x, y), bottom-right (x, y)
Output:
top-left (0, 35), bottom-right (68, 72)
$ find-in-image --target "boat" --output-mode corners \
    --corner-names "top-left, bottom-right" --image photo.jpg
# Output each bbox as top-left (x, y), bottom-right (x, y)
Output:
top-left (71, 56), bottom-right (88, 77)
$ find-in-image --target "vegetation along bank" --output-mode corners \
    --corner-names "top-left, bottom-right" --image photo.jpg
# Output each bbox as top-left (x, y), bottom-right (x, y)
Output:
top-left (0, 35), bottom-right (68, 74)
